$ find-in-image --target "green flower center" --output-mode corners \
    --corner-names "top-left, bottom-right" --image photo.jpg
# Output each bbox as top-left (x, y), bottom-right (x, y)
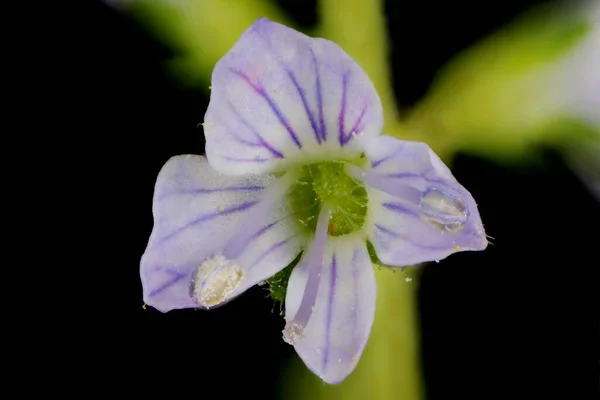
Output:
top-left (287, 160), bottom-right (369, 237)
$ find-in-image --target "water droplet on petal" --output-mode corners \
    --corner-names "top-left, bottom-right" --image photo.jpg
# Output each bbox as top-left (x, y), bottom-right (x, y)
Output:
top-left (419, 187), bottom-right (468, 232)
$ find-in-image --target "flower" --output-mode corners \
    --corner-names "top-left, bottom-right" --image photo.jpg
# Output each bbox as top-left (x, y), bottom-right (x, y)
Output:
top-left (141, 18), bottom-right (488, 384)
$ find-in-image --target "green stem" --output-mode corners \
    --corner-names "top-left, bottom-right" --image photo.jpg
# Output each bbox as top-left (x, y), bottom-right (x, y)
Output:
top-left (316, 0), bottom-right (400, 127)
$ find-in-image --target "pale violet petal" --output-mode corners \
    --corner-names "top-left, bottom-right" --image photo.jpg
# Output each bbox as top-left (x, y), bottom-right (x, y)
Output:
top-left (220, 201), bottom-right (303, 304)
top-left (204, 18), bottom-right (383, 175)
top-left (141, 155), bottom-right (301, 312)
top-left (285, 237), bottom-right (376, 384)
top-left (362, 135), bottom-right (487, 266)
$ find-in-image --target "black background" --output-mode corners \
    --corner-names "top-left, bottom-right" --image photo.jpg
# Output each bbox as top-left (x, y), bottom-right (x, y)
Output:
top-left (73, 0), bottom-right (597, 398)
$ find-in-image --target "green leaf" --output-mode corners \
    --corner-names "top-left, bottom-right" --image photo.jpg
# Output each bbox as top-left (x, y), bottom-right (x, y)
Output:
top-left (399, 2), bottom-right (594, 161)
top-left (127, 0), bottom-right (294, 87)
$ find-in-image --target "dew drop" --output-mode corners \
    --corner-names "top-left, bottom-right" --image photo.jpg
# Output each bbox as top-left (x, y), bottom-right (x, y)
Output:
top-left (419, 187), bottom-right (468, 232)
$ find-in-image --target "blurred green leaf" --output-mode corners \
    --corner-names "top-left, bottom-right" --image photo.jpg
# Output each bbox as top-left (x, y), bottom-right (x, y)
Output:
top-left (128, 0), bottom-right (294, 87)
top-left (398, 3), bottom-right (595, 161)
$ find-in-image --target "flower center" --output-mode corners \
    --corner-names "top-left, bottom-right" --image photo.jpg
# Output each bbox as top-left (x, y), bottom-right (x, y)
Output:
top-left (287, 161), bottom-right (368, 237)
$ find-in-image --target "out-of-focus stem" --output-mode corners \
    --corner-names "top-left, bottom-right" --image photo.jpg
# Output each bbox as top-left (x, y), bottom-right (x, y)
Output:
top-left (316, 0), bottom-right (400, 128)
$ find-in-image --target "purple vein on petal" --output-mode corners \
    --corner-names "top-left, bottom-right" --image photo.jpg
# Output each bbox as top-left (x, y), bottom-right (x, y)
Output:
top-left (231, 69), bottom-right (302, 149)
top-left (156, 186), bottom-right (264, 202)
top-left (245, 215), bottom-right (292, 249)
top-left (148, 271), bottom-right (186, 297)
top-left (374, 224), bottom-right (447, 251)
top-left (382, 202), bottom-right (419, 218)
top-left (219, 116), bottom-right (263, 148)
top-left (251, 23), bottom-right (319, 143)
top-left (218, 100), bottom-right (263, 148)
top-left (255, 33), bottom-right (320, 145)
top-left (382, 172), bottom-right (449, 190)
top-left (371, 155), bottom-right (393, 168)
top-left (338, 72), bottom-right (350, 146)
top-left (343, 104), bottom-right (367, 145)
top-left (249, 234), bottom-right (299, 269)
top-left (348, 249), bottom-right (360, 363)
top-left (323, 254), bottom-right (338, 371)
top-left (380, 188), bottom-right (464, 227)
top-left (223, 156), bottom-right (271, 163)
top-left (223, 129), bottom-right (263, 148)
top-left (382, 172), bottom-right (422, 179)
top-left (286, 69), bottom-right (321, 144)
top-left (248, 220), bottom-right (279, 242)
top-left (156, 201), bottom-right (259, 246)
top-left (310, 49), bottom-right (327, 142)
top-left (371, 145), bottom-right (403, 168)
top-left (226, 99), bottom-right (284, 158)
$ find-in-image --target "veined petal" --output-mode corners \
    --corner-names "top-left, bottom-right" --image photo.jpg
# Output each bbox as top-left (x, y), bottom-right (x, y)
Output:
top-left (141, 155), bottom-right (301, 312)
top-left (358, 135), bottom-right (487, 266)
top-left (204, 18), bottom-right (383, 175)
top-left (285, 237), bottom-right (377, 384)
top-left (219, 200), bottom-right (303, 305)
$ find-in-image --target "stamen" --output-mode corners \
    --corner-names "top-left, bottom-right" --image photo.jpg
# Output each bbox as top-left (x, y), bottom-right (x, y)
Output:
top-left (282, 204), bottom-right (331, 345)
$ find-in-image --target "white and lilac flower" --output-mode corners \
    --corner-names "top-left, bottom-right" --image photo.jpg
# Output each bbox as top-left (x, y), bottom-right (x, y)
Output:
top-left (141, 18), bottom-right (487, 383)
